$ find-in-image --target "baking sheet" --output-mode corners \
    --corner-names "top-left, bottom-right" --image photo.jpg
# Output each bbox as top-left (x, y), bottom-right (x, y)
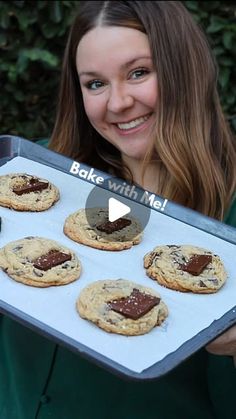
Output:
top-left (0, 151), bottom-right (235, 378)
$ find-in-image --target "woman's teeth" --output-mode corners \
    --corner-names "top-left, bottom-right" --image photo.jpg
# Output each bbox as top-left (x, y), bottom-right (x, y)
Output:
top-left (117, 114), bottom-right (150, 130)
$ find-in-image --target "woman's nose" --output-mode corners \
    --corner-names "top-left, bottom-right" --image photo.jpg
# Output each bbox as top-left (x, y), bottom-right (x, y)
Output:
top-left (107, 84), bottom-right (134, 113)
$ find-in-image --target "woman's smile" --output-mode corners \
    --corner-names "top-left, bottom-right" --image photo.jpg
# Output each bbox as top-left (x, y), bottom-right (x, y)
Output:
top-left (113, 113), bottom-right (153, 133)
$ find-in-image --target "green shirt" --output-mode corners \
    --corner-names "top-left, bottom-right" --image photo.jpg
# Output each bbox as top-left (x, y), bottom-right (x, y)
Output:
top-left (0, 203), bottom-right (235, 419)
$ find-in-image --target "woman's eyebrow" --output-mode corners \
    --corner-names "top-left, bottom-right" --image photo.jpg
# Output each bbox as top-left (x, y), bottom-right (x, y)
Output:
top-left (121, 55), bottom-right (152, 70)
top-left (78, 71), bottom-right (100, 78)
top-left (78, 56), bottom-right (152, 78)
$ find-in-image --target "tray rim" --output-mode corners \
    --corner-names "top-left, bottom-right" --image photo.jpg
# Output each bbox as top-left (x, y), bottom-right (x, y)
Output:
top-left (0, 134), bottom-right (235, 381)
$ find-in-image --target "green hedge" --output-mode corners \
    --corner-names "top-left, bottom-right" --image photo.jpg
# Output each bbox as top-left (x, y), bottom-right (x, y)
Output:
top-left (0, 0), bottom-right (235, 139)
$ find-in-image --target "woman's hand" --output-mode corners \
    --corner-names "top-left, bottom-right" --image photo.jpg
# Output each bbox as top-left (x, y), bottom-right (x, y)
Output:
top-left (206, 324), bottom-right (236, 366)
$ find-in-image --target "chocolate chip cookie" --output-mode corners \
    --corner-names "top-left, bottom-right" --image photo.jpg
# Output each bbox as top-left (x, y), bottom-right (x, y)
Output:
top-left (77, 279), bottom-right (168, 335)
top-left (64, 208), bottom-right (142, 251)
top-left (0, 173), bottom-right (59, 211)
top-left (0, 236), bottom-right (81, 287)
top-left (144, 245), bottom-right (227, 293)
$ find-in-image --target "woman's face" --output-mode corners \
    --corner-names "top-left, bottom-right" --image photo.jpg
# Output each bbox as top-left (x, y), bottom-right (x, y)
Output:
top-left (76, 26), bottom-right (158, 162)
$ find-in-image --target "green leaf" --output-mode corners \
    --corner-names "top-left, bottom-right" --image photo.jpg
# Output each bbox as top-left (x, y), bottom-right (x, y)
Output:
top-left (207, 16), bottom-right (226, 33)
top-left (212, 46), bottom-right (225, 56)
top-left (50, 1), bottom-right (62, 23)
top-left (16, 12), bottom-right (31, 30)
top-left (223, 31), bottom-right (234, 50)
top-left (184, 1), bottom-right (199, 11)
top-left (17, 53), bottom-right (29, 73)
top-left (17, 48), bottom-right (59, 68)
top-left (218, 67), bottom-right (230, 89)
top-left (7, 68), bottom-right (18, 83)
top-left (41, 23), bottom-right (58, 39)
top-left (226, 93), bottom-right (235, 106)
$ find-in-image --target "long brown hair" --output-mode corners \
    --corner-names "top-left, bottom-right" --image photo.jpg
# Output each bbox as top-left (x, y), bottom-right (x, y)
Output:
top-left (49, 1), bottom-right (236, 220)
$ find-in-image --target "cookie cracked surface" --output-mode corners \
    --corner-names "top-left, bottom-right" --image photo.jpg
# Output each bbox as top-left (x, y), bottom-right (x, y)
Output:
top-left (0, 173), bottom-right (59, 211)
top-left (64, 208), bottom-right (142, 251)
top-left (144, 245), bottom-right (227, 293)
top-left (0, 236), bottom-right (81, 287)
top-left (77, 279), bottom-right (168, 335)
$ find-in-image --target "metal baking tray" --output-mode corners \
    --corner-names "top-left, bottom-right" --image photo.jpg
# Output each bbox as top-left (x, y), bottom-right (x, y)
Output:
top-left (0, 135), bottom-right (235, 381)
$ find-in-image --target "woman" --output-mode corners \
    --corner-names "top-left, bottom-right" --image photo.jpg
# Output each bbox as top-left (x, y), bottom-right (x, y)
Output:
top-left (1, 2), bottom-right (235, 418)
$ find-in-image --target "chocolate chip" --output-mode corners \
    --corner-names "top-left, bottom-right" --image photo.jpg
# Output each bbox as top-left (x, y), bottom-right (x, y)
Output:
top-left (33, 250), bottom-right (72, 271)
top-left (61, 263), bottom-right (70, 269)
top-left (150, 251), bottom-right (161, 262)
top-left (12, 246), bottom-right (23, 252)
top-left (106, 318), bottom-right (119, 325)
top-left (96, 218), bottom-right (131, 234)
top-left (144, 252), bottom-right (160, 269)
top-left (199, 280), bottom-right (207, 287)
top-left (33, 269), bottom-right (44, 277)
top-left (108, 288), bottom-right (160, 320)
top-left (180, 254), bottom-right (212, 276)
top-left (13, 177), bottom-right (48, 195)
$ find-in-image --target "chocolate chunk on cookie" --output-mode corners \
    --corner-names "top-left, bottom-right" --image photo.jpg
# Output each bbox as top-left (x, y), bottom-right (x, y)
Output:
top-left (108, 288), bottom-right (160, 320)
top-left (13, 177), bottom-right (49, 195)
top-left (96, 218), bottom-right (131, 234)
top-left (33, 250), bottom-right (72, 271)
top-left (180, 254), bottom-right (212, 275)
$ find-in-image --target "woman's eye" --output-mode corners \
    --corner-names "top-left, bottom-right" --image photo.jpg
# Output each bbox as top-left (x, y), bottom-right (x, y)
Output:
top-left (130, 68), bottom-right (149, 79)
top-left (86, 80), bottom-right (104, 90)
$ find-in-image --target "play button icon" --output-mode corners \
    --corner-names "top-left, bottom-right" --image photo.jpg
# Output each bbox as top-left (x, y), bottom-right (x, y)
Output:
top-left (108, 197), bottom-right (130, 222)
top-left (85, 176), bottom-right (151, 241)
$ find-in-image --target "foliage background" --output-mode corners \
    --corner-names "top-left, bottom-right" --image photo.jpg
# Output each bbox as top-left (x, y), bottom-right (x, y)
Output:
top-left (0, 0), bottom-right (235, 140)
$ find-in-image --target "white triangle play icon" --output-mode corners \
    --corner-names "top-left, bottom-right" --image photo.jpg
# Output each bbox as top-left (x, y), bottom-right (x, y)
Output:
top-left (108, 197), bottom-right (131, 222)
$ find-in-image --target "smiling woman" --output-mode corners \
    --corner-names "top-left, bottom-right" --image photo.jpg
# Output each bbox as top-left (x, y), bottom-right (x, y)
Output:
top-left (54, 22), bottom-right (152, 186)
top-left (76, 26), bottom-right (157, 165)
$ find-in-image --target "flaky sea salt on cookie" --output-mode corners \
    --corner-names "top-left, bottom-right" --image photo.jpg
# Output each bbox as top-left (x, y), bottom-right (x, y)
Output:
top-left (0, 173), bottom-right (59, 211)
top-left (64, 207), bottom-right (142, 251)
top-left (144, 244), bottom-right (227, 293)
top-left (0, 236), bottom-right (81, 287)
top-left (77, 279), bottom-right (168, 335)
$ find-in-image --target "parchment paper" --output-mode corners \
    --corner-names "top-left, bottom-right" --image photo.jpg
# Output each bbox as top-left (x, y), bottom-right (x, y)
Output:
top-left (0, 156), bottom-right (235, 373)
